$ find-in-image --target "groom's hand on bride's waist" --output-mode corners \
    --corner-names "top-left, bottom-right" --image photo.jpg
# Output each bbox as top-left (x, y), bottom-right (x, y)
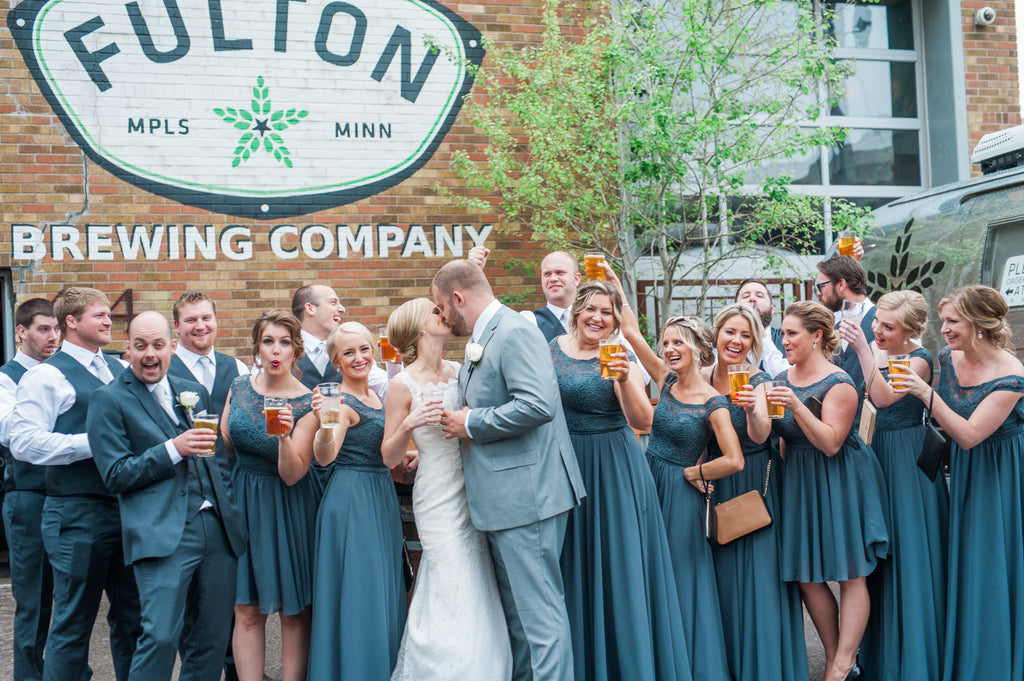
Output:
top-left (440, 407), bottom-right (471, 440)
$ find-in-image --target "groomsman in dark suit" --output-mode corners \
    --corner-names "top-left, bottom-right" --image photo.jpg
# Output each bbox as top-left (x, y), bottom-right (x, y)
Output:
top-left (88, 311), bottom-right (247, 681)
top-left (168, 291), bottom-right (249, 415)
top-left (291, 283), bottom-right (392, 397)
top-left (9, 287), bottom-right (141, 681)
top-left (0, 298), bottom-right (60, 681)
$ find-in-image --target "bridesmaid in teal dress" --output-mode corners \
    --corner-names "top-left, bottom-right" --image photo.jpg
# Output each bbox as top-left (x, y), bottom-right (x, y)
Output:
top-left (223, 309), bottom-right (321, 681)
top-left (611, 269), bottom-right (743, 681)
top-left (303, 322), bottom-right (407, 681)
top-left (895, 285), bottom-right (1024, 681)
top-left (840, 291), bottom-right (948, 681)
top-left (767, 301), bottom-right (889, 681)
top-left (553, 280), bottom-right (691, 681)
top-left (703, 304), bottom-right (808, 681)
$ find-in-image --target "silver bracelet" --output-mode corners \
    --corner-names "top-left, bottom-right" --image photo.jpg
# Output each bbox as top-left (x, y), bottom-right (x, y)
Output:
top-left (315, 430), bottom-right (335, 446)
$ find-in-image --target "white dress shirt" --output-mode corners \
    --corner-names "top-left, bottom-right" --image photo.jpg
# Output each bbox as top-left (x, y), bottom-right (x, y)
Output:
top-left (758, 329), bottom-right (790, 378)
top-left (0, 350), bottom-right (43, 449)
top-left (174, 344), bottom-right (249, 383)
top-left (10, 341), bottom-right (126, 466)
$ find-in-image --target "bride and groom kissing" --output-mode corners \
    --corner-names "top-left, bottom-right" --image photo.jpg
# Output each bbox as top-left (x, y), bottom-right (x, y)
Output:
top-left (389, 259), bottom-right (586, 681)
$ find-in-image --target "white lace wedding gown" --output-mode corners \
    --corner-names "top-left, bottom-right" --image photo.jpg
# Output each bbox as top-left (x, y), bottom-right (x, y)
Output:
top-left (391, 370), bottom-right (513, 681)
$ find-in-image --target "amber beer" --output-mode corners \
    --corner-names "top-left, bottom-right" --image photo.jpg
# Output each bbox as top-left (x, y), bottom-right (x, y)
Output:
top-left (265, 397), bottom-right (289, 436)
top-left (727, 363), bottom-right (752, 405)
top-left (837, 230), bottom-right (856, 256)
top-left (599, 338), bottom-right (623, 380)
top-left (378, 327), bottom-right (399, 362)
top-left (585, 253), bottom-right (606, 280)
top-left (318, 382), bottom-right (342, 428)
top-left (192, 414), bottom-right (219, 456)
top-left (888, 354), bottom-right (911, 390)
top-left (766, 380), bottom-right (786, 419)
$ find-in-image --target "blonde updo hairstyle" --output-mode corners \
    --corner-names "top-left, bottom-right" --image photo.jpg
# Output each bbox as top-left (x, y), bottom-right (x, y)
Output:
top-left (783, 300), bottom-right (839, 357)
top-left (250, 309), bottom-right (305, 365)
top-left (326, 321), bottom-right (376, 367)
top-left (712, 303), bottom-right (764, 364)
top-left (940, 285), bottom-right (1012, 348)
top-left (387, 298), bottom-right (435, 365)
top-left (875, 290), bottom-right (928, 339)
top-left (568, 280), bottom-right (622, 335)
top-left (660, 315), bottom-right (716, 368)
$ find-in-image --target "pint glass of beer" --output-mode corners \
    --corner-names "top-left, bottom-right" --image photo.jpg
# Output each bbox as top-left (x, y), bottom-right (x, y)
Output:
top-left (585, 253), bottom-right (606, 280)
top-left (888, 354), bottom-right (911, 390)
top-left (378, 327), bottom-right (399, 362)
top-left (766, 380), bottom-right (786, 419)
top-left (318, 383), bottom-right (342, 428)
top-left (727, 363), bottom-right (753, 405)
top-left (265, 397), bottom-right (289, 436)
top-left (599, 338), bottom-right (624, 380)
top-left (837, 230), bottom-right (856, 257)
top-left (192, 413), bottom-right (219, 456)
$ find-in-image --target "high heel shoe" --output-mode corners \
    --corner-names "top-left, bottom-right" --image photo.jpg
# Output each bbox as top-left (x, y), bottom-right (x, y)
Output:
top-left (843, 662), bottom-right (862, 681)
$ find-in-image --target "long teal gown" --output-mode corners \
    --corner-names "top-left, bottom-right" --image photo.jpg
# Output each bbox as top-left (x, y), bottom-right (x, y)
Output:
top-left (936, 346), bottom-right (1024, 681)
top-left (645, 376), bottom-right (731, 681)
top-left (228, 376), bottom-right (322, 615)
top-left (772, 370), bottom-right (889, 582)
top-left (552, 343), bottom-right (691, 681)
top-left (860, 347), bottom-right (949, 681)
top-left (307, 394), bottom-right (407, 681)
top-left (709, 370), bottom-right (808, 681)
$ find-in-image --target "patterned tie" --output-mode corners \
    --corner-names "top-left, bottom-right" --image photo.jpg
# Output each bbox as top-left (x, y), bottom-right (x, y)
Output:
top-left (155, 383), bottom-right (178, 423)
top-left (198, 355), bottom-right (215, 394)
top-left (91, 355), bottom-right (114, 384)
top-left (559, 310), bottom-right (569, 332)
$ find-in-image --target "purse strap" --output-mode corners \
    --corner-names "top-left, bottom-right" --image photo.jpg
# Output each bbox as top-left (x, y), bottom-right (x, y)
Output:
top-left (761, 452), bottom-right (772, 498)
top-left (700, 464), bottom-right (711, 539)
top-left (925, 388), bottom-right (935, 424)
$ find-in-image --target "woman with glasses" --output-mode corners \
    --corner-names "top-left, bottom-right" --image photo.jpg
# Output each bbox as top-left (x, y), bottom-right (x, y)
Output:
top-left (704, 303), bottom-right (808, 681)
top-left (608, 269), bottom-right (742, 681)
top-left (552, 279), bottom-right (689, 681)
top-left (838, 291), bottom-right (948, 681)
top-left (767, 301), bottom-right (888, 681)
top-left (893, 285), bottom-right (1024, 681)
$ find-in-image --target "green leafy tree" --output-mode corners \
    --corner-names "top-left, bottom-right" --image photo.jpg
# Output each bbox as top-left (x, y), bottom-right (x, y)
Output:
top-left (443, 0), bottom-right (865, 314)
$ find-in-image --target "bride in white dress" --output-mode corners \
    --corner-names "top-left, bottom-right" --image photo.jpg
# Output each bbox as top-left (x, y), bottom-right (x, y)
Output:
top-left (381, 298), bottom-right (512, 681)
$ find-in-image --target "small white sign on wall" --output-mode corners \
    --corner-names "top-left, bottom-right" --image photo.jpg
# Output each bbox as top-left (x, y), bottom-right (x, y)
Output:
top-left (999, 254), bottom-right (1024, 306)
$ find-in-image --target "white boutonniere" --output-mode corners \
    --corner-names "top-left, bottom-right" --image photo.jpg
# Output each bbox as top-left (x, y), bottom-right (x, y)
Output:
top-left (176, 391), bottom-right (199, 424)
top-left (466, 342), bottom-right (484, 364)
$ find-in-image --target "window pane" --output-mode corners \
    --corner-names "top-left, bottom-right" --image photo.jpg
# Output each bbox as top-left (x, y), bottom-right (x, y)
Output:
top-left (829, 129), bottom-right (920, 185)
top-left (829, 1), bottom-right (914, 50)
top-left (748, 147), bottom-right (822, 186)
top-left (831, 60), bottom-right (917, 117)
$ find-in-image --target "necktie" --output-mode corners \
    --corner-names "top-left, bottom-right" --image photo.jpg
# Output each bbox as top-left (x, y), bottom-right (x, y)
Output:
top-left (91, 355), bottom-right (114, 384)
top-left (311, 344), bottom-right (328, 375)
top-left (155, 383), bottom-right (178, 423)
top-left (559, 310), bottom-right (569, 331)
top-left (198, 356), bottom-right (215, 394)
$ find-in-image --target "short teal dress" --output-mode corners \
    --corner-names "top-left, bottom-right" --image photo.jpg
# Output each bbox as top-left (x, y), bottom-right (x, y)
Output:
top-left (860, 347), bottom-right (949, 681)
top-left (229, 376), bottom-right (322, 615)
top-left (709, 370), bottom-right (808, 681)
top-left (772, 370), bottom-right (889, 582)
top-left (552, 343), bottom-right (691, 681)
top-left (936, 347), bottom-right (1024, 681)
top-left (306, 394), bottom-right (406, 681)
top-left (645, 376), bottom-right (731, 681)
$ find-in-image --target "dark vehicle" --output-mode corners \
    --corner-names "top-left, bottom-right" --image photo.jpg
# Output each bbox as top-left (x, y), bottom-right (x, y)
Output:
top-left (863, 127), bottom-right (1024, 358)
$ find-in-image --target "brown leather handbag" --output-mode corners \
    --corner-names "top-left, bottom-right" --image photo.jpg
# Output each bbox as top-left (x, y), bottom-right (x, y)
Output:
top-left (703, 455), bottom-right (773, 545)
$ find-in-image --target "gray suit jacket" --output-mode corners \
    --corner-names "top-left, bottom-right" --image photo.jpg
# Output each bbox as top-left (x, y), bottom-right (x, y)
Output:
top-left (460, 305), bottom-right (585, 531)
top-left (87, 371), bottom-right (247, 565)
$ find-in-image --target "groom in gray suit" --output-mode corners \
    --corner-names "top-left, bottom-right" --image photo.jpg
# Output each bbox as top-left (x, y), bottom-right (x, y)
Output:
top-left (433, 260), bottom-right (586, 681)
top-left (87, 311), bottom-right (247, 681)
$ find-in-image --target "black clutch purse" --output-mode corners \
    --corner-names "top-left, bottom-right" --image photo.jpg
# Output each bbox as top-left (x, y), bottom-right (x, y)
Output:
top-left (917, 390), bottom-right (947, 482)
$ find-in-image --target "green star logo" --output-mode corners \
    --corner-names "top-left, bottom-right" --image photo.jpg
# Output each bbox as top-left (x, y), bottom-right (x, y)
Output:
top-left (213, 76), bottom-right (309, 168)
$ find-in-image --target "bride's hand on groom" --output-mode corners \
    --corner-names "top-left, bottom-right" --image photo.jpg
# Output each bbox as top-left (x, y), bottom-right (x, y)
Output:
top-left (440, 407), bottom-right (470, 439)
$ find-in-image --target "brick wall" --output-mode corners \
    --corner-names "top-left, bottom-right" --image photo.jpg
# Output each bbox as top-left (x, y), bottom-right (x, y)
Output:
top-left (0, 0), bottom-right (555, 358)
top-left (962, 0), bottom-right (1022, 174)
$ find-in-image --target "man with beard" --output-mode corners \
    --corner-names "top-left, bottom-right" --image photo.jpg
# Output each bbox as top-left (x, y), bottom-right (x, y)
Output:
top-left (734, 279), bottom-right (790, 377)
top-left (0, 298), bottom-right (60, 681)
top-left (815, 255), bottom-right (876, 390)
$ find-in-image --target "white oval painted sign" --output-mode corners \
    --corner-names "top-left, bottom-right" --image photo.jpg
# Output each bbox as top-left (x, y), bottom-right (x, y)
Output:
top-left (9, 0), bottom-right (484, 218)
